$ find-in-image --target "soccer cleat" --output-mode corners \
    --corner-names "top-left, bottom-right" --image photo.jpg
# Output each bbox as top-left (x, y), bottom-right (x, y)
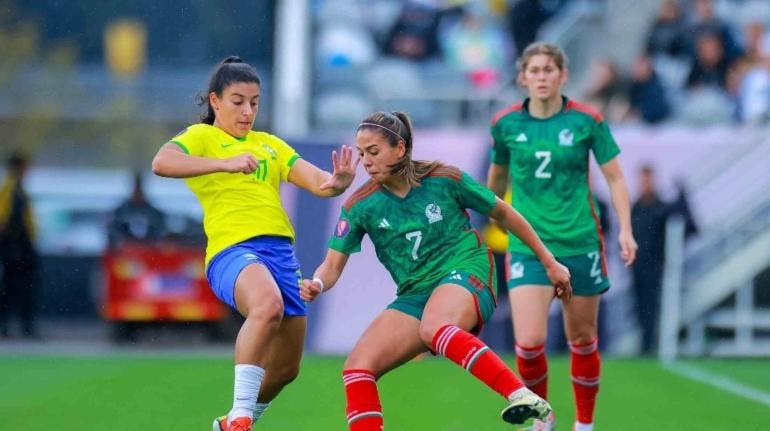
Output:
top-left (213, 415), bottom-right (227, 431)
top-left (501, 387), bottom-right (552, 425)
top-left (530, 411), bottom-right (556, 430)
top-left (212, 415), bottom-right (252, 431)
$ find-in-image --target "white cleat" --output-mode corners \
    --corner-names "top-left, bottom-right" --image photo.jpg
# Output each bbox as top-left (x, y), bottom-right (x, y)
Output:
top-left (501, 387), bottom-right (552, 425)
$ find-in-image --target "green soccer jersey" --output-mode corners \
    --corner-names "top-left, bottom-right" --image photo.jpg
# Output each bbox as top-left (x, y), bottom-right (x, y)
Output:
top-left (329, 166), bottom-right (497, 297)
top-left (490, 96), bottom-right (620, 256)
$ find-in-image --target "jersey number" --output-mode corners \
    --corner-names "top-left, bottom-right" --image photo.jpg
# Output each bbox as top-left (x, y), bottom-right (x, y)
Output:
top-left (588, 251), bottom-right (602, 284)
top-left (253, 160), bottom-right (268, 181)
top-left (406, 230), bottom-right (422, 260)
top-left (534, 151), bottom-right (552, 179)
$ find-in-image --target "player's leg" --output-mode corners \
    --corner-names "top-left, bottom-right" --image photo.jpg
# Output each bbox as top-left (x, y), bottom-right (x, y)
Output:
top-left (249, 315), bottom-right (306, 422)
top-left (249, 244), bottom-right (310, 423)
top-left (562, 295), bottom-right (601, 431)
top-left (211, 263), bottom-right (285, 431)
top-left (420, 273), bottom-right (550, 425)
top-left (510, 285), bottom-right (553, 398)
top-left (343, 309), bottom-right (426, 431)
top-left (506, 253), bottom-right (555, 402)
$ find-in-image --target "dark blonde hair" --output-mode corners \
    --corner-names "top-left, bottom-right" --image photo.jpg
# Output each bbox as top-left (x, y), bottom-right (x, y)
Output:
top-left (516, 42), bottom-right (568, 73)
top-left (357, 111), bottom-right (442, 187)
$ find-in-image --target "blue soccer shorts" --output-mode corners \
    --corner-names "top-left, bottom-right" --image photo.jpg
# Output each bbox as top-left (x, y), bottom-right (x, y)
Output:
top-left (206, 236), bottom-right (306, 316)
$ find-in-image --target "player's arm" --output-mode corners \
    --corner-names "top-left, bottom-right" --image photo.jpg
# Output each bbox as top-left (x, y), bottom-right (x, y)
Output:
top-left (488, 199), bottom-right (572, 300)
top-left (288, 145), bottom-right (358, 197)
top-left (599, 157), bottom-right (638, 266)
top-left (486, 163), bottom-right (509, 199)
top-left (300, 249), bottom-right (350, 302)
top-left (151, 142), bottom-right (258, 178)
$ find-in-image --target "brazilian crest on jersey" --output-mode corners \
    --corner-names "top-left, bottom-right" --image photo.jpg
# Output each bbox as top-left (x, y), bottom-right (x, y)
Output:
top-left (328, 166), bottom-right (497, 297)
top-left (490, 96), bottom-right (620, 257)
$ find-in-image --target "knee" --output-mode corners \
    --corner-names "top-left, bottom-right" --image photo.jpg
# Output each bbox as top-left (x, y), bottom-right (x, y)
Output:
top-left (343, 354), bottom-right (380, 378)
top-left (568, 333), bottom-right (598, 347)
top-left (515, 334), bottom-right (547, 349)
top-left (245, 297), bottom-right (284, 323)
top-left (417, 321), bottom-right (444, 348)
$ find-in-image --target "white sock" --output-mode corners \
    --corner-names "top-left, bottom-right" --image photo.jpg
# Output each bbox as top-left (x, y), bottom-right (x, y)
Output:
top-left (228, 364), bottom-right (265, 421)
top-left (574, 421), bottom-right (593, 431)
top-left (253, 402), bottom-right (270, 422)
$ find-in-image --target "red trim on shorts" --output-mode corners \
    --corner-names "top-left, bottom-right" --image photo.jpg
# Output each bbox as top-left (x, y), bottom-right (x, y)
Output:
top-left (504, 252), bottom-right (511, 281)
top-left (471, 293), bottom-right (484, 335)
top-left (586, 172), bottom-right (608, 276)
top-left (486, 247), bottom-right (497, 304)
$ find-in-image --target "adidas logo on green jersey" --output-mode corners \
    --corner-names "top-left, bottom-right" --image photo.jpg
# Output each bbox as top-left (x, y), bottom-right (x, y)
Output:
top-left (378, 218), bottom-right (391, 229)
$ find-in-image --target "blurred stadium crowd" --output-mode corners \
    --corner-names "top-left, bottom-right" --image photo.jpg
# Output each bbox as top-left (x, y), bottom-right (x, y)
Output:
top-left (313, 0), bottom-right (770, 127)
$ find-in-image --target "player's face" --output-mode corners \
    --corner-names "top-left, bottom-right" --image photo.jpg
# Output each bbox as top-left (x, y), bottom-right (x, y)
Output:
top-left (520, 54), bottom-right (567, 101)
top-left (210, 81), bottom-right (260, 138)
top-left (355, 129), bottom-right (406, 183)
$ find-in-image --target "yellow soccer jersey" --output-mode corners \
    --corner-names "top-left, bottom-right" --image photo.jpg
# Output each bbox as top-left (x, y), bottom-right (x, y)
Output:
top-left (170, 123), bottom-right (301, 266)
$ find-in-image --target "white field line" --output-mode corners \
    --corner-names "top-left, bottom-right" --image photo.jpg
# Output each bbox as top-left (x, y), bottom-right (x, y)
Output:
top-left (663, 361), bottom-right (770, 407)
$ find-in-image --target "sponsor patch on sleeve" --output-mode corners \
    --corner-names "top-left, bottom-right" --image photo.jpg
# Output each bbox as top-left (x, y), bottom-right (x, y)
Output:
top-left (335, 219), bottom-right (350, 238)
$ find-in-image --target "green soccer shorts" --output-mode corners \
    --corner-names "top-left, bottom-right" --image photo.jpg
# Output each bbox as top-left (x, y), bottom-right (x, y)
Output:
top-left (387, 269), bottom-right (497, 333)
top-left (506, 250), bottom-right (610, 296)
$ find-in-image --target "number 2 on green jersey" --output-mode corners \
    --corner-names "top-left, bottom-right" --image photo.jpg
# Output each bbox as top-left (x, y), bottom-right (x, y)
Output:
top-left (535, 151), bottom-right (552, 179)
top-left (406, 230), bottom-right (422, 260)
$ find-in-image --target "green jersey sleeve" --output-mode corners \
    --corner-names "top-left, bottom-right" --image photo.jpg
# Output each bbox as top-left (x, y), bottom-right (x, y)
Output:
top-left (455, 171), bottom-right (497, 215)
top-left (328, 206), bottom-right (365, 255)
top-left (490, 122), bottom-right (510, 165)
top-left (590, 120), bottom-right (620, 165)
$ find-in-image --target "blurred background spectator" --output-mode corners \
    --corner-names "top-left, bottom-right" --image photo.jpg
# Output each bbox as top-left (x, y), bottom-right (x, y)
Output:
top-left (507, 0), bottom-right (570, 56)
top-left (107, 172), bottom-right (166, 248)
top-left (630, 165), bottom-right (697, 356)
top-left (0, 152), bottom-right (40, 339)
top-left (581, 58), bottom-right (630, 123)
top-left (644, 0), bottom-right (688, 58)
top-left (382, 0), bottom-right (443, 62)
top-left (441, 3), bottom-right (510, 89)
top-left (628, 55), bottom-right (672, 124)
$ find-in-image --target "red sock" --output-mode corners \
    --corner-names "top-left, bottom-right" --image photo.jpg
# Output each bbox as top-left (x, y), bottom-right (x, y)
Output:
top-left (433, 325), bottom-right (524, 398)
top-left (343, 369), bottom-right (383, 431)
top-left (570, 338), bottom-right (600, 424)
top-left (515, 343), bottom-right (549, 400)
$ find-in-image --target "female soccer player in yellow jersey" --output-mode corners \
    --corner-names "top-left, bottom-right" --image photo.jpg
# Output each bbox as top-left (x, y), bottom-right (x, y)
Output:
top-left (487, 42), bottom-right (637, 431)
top-left (300, 111), bottom-right (571, 430)
top-left (151, 56), bottom-right (358, 431)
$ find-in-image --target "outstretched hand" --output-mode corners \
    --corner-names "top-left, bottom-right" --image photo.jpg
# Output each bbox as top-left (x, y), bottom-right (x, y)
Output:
top-left (319, 145), bottom-right (359, 192)
top-left (546, 260), bottom-right (572, 302)
top-left (300, 278), bottom-right (323, 302)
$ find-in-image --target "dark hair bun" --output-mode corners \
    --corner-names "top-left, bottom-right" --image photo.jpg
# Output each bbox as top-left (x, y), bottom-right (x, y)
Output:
top-left (223, 56), bottom-right (243, 64)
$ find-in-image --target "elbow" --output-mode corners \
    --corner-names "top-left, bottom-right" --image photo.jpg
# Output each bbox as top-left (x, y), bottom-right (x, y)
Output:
top-left (151, 157), bottom-right (169, 177)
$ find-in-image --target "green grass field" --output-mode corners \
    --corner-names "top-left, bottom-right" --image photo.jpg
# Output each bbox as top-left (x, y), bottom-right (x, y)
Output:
top-left (1, 355), bottom-right (769, 430)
